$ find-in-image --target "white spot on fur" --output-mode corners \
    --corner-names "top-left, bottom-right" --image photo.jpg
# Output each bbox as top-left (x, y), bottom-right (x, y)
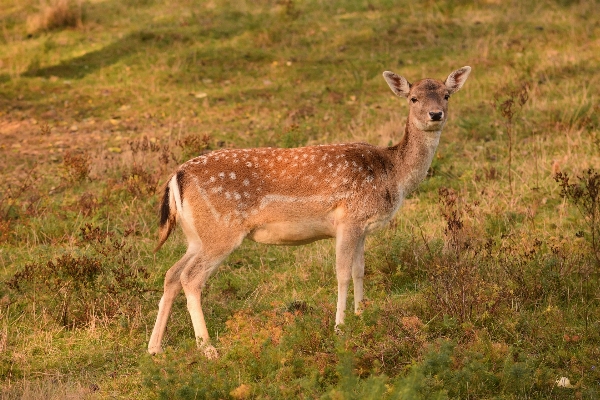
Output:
top-left (219, 172), bottom-right (225, 179)
top-left (230, 172), bottom-right (236, 180)
top-left (243, 179), bottom-right (250, 186)
top-left (246, 162), bottom-right (252, 167)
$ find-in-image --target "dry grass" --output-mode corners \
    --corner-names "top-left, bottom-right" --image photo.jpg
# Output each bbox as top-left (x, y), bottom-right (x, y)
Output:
top-left (26, 0), bottom-right (82, 35)
top-left (2, 378), bottom-right (96, 400)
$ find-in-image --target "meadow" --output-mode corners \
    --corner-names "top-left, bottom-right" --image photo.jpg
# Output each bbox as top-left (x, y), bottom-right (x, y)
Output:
top-left (1, 0), bottom-right (599, 398)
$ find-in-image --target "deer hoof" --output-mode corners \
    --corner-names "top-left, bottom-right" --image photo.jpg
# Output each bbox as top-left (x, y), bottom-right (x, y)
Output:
top-left (201, 344), bottom-right (219, 359)
top-left (148, 346), bottom-right (163, 355)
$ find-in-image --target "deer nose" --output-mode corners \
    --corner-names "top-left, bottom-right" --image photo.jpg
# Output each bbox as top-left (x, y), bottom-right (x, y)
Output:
top-left (429, 111), bottom-right (443, 121)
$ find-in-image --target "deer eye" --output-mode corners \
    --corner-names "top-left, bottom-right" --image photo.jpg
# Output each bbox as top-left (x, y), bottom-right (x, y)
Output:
top-left (444, 94), bottom-right (450, 100)
top-left (410, 97), bottom-right (418, 103)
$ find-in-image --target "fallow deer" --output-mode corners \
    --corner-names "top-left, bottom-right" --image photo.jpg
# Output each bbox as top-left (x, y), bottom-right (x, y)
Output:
top-left (148, 66), bottom-right (471, 358)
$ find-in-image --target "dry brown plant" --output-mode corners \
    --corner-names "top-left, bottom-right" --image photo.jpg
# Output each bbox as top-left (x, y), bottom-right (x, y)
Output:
top-left (26, 0), bottom-right (82, 34)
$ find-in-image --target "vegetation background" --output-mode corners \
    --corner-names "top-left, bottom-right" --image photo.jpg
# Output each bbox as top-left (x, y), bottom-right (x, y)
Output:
top-left (1, 0), bottom-right (599, 398)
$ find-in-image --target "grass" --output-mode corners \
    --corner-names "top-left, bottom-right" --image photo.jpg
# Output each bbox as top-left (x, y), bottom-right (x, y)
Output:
top-left (1, 0), bottom-right (600, 398)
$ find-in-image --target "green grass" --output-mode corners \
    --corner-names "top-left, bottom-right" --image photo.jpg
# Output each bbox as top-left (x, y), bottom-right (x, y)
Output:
top-left (1, 0), bottom-right (600, 398)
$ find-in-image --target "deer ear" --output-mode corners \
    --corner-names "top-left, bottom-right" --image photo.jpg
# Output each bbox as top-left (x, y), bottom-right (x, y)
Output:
top-left (445, 66), bottom-right (471, 94)
top-left (383, 71), bottom-right (411, 98)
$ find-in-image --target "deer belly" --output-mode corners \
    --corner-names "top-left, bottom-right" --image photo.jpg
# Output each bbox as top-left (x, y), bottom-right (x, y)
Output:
top-left (248, 220), bottom-right (335, 245)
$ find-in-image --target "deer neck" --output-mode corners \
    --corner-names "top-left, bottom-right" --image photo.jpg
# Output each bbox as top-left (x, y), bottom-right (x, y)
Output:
top-left (392, 119), bottom-right (442, 195)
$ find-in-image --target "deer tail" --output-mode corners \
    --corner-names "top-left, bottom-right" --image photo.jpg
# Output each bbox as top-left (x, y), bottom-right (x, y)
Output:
top-left (154, 174), bottom-right (181, 252)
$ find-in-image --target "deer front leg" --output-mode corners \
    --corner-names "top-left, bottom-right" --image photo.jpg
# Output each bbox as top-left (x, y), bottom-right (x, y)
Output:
top-left (334, 226), bottom-right (364, 327)
top-left (352, 235), bottom-right (366, 315)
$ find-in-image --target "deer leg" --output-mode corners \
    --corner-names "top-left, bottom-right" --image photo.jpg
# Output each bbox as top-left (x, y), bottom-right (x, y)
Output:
top-left (148, 252), bottom-right (194, 355)
top-left (180, 240), bottom-right (241, 359)
top-left (334, 226), bottom-right (363, 327)
top-left (352, 235), bottom-right (366, 315)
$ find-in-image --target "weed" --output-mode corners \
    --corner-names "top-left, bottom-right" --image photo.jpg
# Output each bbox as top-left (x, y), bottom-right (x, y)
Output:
top-left (122, 163), bottom-right (158, 197)
top-left (128, 135), bottom-right (161, 156)
top-left (5, 224), bottom-right (149, 328)
top-left (0, 166), bottom-right (40, 242)
top-left (63, 150), bottom-right (90, 182)
top-left (494, 82), bottom-right (529, 193)
top-left (175, 133), bottom-right (211, 163)
top-left (77, 191), bottom-right (98, 217)
top-left (424, 188), bottom-right (505, 324)
top-left (555, 168), bottom-right (600, 267)
top-left (39, 123), bottom-right (52, 136)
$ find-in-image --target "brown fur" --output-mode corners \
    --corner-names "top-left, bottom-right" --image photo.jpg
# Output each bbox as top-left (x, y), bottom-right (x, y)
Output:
top-left (148, 67), bottom-right (471, 357)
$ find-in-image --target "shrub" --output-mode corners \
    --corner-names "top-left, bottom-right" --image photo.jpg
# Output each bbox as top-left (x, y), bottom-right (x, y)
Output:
top-left (26, 0), bottom-right (83, 35)
top-left (424, 188), bottom-right (508, 324)
top-left (5, 224), bottom-right (149, 327)
top-left (175, 133), bottom-right (212, 163)
top-left (63, 150), bottom-right (91, 182)
top-left (555, 168), bottom-right (600, 267)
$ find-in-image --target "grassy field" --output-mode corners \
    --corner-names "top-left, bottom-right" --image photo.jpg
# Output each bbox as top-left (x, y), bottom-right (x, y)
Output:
top-left (1, 0), bottom-right (600, 398)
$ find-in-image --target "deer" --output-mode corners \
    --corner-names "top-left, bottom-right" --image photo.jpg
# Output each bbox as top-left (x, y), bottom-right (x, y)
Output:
top-left (148, 66), bottom-right (471, 358)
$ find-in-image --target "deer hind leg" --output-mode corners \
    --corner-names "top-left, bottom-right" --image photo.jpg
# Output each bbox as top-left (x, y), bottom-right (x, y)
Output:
top-left (148, 252), bottom-right (194, 355)
top-left (180, 237), bottom-right (243, 359)
top-left (352, 235), bottom-right (366, 315)
top-left (334, 226), bottom-right (364, 327)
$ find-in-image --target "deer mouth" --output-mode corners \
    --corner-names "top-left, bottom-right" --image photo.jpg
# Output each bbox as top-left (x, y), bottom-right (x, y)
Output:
top-left (421, 120), bottom-right (445, 131)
